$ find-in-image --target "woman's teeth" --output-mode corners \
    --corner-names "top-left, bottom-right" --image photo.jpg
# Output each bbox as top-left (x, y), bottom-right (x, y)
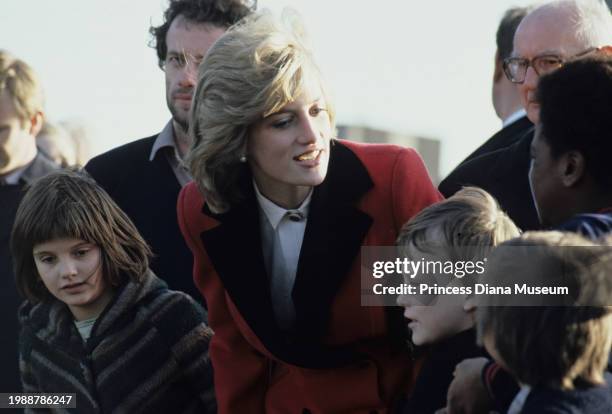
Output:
top-left (296, 150), bottom-right (319, 161)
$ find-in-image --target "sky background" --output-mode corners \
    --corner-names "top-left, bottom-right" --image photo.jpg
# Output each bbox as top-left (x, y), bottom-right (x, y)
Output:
top-left (2, 0), bottom-right (537, 179)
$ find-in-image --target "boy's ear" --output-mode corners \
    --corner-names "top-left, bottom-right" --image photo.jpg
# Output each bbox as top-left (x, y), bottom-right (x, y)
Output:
top-left (559, 150), bottom-right (585, 188)
top-left (28, 111), bottom-right (44, 137)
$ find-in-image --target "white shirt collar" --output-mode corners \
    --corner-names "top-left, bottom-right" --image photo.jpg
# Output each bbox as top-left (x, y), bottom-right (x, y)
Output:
top-left (253, 181), bottom-right (312, 230)
top-left (149, 121), bottom-right (180, 162)
top-left (502, 108), bottom-right (527, 127)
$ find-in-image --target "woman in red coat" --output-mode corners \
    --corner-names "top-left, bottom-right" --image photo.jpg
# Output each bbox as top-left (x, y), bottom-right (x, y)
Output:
top-left (178, 11), bottom-right (442, 414)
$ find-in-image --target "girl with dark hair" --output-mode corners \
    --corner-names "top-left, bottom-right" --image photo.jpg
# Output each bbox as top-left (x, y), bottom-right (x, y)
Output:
top-left (12, 169), bottom-right (215, 413)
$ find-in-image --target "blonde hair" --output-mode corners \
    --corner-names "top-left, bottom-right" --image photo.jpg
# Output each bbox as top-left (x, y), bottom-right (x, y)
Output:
top-left (187, 10), bottom-right (336, 213)
top-left (0, 50), bottom-right (44, 123)
top-left (397, 186), bottom-right (520, 262)
top-left (477, 231), bottom-right (612, 390)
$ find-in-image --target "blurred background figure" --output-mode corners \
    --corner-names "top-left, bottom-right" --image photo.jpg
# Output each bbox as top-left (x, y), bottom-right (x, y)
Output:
top-left (60, 120), bottom-right (91, 166)
top-left (439, 6), bottom-right (533, 201)
top-left (37, 120), bottom-right (91, 167)
top-left (0, 49), bottom-right (57, 395)
top-left (37, 121), bottom-right (75, 167)
top-left (445, 6), bottom-right (532, 171)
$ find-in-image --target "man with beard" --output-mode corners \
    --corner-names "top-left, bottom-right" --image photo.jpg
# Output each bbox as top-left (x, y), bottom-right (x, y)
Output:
top-left (86, 0), bottom-right (253, 302)
top-left (0, 50), bottom-right (58, 394)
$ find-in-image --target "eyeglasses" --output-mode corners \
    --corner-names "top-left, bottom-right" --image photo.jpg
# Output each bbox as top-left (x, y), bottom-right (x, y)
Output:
top-left (503, 48), bottom-right (597, 84)
top-left (162, 53), bottom-right (204, 72)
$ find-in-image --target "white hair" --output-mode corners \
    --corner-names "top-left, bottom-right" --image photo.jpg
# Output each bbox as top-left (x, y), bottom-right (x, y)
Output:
top-left (535, 0), bottom-right (612, 46)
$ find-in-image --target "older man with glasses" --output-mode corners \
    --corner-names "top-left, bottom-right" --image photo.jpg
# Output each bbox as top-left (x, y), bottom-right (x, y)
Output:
top-left (440, 3), bottom-right (612, 412)
top-left (436, 0), bottom-right (611, 234)
top-left (439, 7), bottom-right (533, 216)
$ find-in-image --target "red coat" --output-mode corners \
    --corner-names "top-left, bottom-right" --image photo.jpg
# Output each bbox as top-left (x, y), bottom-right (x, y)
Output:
top-left (178, 140), bottom-right (442, 413)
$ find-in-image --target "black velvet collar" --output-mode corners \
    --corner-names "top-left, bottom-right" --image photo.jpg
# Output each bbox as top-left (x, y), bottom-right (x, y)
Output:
top-left (200, 141), bottom-right (374, 367)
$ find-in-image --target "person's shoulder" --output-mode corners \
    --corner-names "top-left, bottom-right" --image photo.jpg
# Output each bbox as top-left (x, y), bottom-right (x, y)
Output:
top-left (86, 134), bottom-right (158, 167)
top-left (522, 378), bottom-right (612, 414)
top-left (85, 134), bottom-right (159, 190)
top-left (146, 288), bottom-right (211, 343)
top-left (20, 152), bottom-right (60, 184)
top-left (337, 138), bottom-right (415, 158)
top-left (556, 213), bottom-right (612, 240)
top-left (335, 139), bottom-right (424, 173)
top-left (147, 286), bottom-right (205, 324)
top-left (181, 181), bottom-right (202, 199)
top-left (460, 126), bottom-right (532, 169)
top-left (178, 182), bottom-right (206, 217)
top-left (439, 128), bottom-right (534, 197)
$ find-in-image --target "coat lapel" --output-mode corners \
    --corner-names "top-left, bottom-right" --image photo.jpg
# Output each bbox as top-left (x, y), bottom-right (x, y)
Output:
top-left (199, 169), bottom-right (280, 352)
top-left (199, 143), bottom-right (374, 366)
top-left (293, 142), bottom-right (373, 341)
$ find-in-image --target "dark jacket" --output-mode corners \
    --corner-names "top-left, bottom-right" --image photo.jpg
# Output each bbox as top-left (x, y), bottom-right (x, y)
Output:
top-left (18, 271), bottom-right (215, 414)
top-left (439, 123), bottom-right (539, 231)
top-left (520, 373), bottom-right (612, 414)
top-left (399, 329), bottom-right (485, 414)
top-left (0, 153), bottom-right (58, 394)
top-left (447, 116), bottom-right (533, 170)
top-left (85, 135), bottom-right (200, 303)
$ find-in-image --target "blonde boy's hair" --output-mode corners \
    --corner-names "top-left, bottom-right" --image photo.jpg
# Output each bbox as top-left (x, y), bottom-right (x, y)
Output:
top-left (0, 50), bottom-right (44, 122)
top-left (477, 231), bottom-right (612, 390)
top-left (397, 186), bottom-right (520, 261)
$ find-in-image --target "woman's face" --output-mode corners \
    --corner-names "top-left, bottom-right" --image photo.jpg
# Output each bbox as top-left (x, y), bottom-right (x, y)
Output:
top-left (247, 84), bottom-right (332, 208)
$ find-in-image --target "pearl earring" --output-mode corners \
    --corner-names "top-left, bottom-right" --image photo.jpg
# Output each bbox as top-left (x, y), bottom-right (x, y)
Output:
top-left (239, 155), bottom-right (247, 163)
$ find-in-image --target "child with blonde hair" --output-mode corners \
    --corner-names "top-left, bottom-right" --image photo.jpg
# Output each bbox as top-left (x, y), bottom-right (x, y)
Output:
top-left (396, 187), bottom-right (519, 413)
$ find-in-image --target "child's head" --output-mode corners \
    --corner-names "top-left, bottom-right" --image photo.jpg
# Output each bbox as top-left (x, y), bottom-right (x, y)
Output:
top-left (396, 187), bottom-right (520, 346)
top-left (530, 55), bottom-right (612, 227)
top-left (476, 231), bottom-right (612, 390)
top-left (11, 169), bottom-right (152, 314)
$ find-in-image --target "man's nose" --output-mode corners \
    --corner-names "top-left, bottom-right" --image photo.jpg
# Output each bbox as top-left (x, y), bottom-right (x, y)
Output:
top-left (178, 62), bottom-right (198, 87)
top-left (523, 65), bottom-right (540, 89)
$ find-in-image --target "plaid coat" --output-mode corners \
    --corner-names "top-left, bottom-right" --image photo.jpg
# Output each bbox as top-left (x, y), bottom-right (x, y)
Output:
top-left (18, 270), bottom-right (215, 414)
